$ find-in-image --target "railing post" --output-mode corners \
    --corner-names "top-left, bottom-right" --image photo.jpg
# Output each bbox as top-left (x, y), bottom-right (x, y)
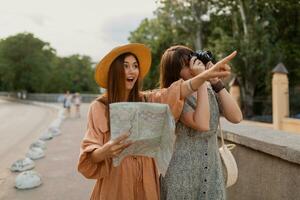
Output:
top-left (272, 63), bottom-right (289, 130)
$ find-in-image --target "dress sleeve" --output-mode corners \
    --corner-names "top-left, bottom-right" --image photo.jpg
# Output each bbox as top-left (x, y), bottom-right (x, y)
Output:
top-left (182, 96), bottom-right (194, 114)
top-left (145, 79), bottom-right (184, 121)
top-left (77, 101), bottom-right (111, 179)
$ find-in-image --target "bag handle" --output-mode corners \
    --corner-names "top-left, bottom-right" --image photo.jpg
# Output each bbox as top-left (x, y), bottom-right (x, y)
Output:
top-left (219, 119), bottom-right (236, 150)
top-left (185, 95), bottom-right (235, 150)
top-left (219, 119), bottom-right (225, 147)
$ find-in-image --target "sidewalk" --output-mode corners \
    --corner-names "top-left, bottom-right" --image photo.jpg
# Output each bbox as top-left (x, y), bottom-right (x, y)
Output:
top-left (1, 103), bottom-right (94, 200)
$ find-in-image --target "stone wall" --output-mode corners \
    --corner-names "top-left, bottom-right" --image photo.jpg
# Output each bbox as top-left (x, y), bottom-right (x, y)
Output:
top-left (220, 119), bottom-right (300, 200)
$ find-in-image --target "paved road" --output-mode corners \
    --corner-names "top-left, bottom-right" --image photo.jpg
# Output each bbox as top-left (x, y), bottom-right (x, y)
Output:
top-left (0, 99), bottom-right (57, 184)
top-left (0, 100), bottom-right (93, 200)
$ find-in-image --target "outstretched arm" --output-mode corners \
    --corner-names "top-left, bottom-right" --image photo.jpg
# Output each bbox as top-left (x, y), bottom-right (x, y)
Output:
top-left (206, 61), bottom-right (243, 123)
top-left (180, 51), bottom-right (237, 99)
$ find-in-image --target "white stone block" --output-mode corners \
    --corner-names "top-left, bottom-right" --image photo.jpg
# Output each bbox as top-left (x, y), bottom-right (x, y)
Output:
top-left (10, 158), bottom-right (35, 172)
top-left (26, 147), bottom-right (45, 160)
top-left (39, 131), bottom-right (53, 141)
top-left (15, 170), bottom-right (42, 189)
top-left (30, 140), bottom-right (47, 150)
top-left (48, 127), bottom-right (61, 137)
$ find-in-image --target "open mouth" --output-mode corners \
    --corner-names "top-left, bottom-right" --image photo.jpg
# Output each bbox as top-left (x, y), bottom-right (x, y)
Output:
top-left (126, 77), bottom-right (135, 82)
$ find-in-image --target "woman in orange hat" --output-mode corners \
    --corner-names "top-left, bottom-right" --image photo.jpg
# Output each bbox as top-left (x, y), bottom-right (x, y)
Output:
top-left (77, 43), bottom-right (236, 200)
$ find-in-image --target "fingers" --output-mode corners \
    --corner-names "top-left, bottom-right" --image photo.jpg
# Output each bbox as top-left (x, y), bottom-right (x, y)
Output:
top-left (206, 62), bottom-right (231, 79)
top-left (191, 58), bottom-right (204, 67)
top-left (190, 56), bottom-right (197, 67)
top-left (224, 64), bottom-right (231, 71)
top-left (216, 71), bottom-right (230, 78)
top-left (219, 51), bottom-right (237, 64)
top-left (206, 61), bottom-right (214, 70)
top-left (111, 132), bottom-right (130, 145)
top-left (195, 59), bottom-right (204, 67)
top-left (218, 63), bottom-right (231, 71)
top-left (113, 140), bottom-right (133, 151)
top-left (111, 141), bottom-right (133, 157)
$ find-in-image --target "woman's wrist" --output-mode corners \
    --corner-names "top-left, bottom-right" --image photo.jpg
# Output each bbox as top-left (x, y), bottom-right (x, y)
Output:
top-left (91, 146), bottom-right (108, 163)
top-left (209, 78), bottom-right (219, 85)
top-left (211, 80), bottom-right (225, 93)
top-left (190, 72), bottom-right (207, 90)
top-left (188, 79), bottom-right (197, 92)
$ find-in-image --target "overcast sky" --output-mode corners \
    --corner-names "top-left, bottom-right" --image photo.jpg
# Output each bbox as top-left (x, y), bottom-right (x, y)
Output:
top-left (0, 0), bottom-right (157, 62)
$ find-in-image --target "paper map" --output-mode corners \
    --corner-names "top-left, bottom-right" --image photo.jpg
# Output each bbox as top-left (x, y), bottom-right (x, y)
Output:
top-left (109, 102), bottom-right (176, 175)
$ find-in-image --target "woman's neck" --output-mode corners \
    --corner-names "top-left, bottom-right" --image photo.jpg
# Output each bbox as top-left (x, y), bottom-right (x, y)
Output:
top-left (125, 90), bottom-right (130, 101)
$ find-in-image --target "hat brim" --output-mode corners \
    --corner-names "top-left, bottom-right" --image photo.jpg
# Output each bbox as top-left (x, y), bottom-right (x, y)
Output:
top-left (95, 43), bottom-right (151, 88)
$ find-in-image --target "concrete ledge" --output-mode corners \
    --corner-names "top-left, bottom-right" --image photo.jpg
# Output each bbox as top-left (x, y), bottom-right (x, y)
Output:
top-left (282, 117), bottom-right (300, 133)
top-left (220, 118), bottom-right (300, 165)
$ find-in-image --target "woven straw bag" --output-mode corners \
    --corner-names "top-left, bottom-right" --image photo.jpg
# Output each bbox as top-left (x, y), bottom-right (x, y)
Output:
top-left (218, 120), bottom-right (238, 188)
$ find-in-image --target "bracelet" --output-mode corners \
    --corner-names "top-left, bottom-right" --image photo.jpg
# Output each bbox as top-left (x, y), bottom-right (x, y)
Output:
top-left (187, 79), bottom-right (197, 92)
top-left (211, 80), bottom-right (225, 93)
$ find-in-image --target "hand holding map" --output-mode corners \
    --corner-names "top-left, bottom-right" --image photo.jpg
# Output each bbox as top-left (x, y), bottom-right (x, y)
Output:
top-left (109, 102), bottom-right (176, 176)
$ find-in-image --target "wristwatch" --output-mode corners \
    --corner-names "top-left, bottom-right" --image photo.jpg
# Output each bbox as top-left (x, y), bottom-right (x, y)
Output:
top-left (211, 80), bottom-right (225, 93)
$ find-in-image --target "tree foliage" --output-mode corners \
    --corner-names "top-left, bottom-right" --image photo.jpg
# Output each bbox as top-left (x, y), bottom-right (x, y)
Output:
top-left (129, 0), bottom-right (300, 117)
top-left (0, 32), bottom-right (98, 93)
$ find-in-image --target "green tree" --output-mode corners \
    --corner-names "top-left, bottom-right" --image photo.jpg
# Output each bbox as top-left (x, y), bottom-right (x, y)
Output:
top-left (46, 55), bottom-right (98, 93)
top-left (207, 0), bottom-right (300, 117)
top-left (0, 32), bottom-right (99, 93)
top-left (129, 17), bottom-right (176, 89)
top-left (129, 0), bottom-right (300, 118)
top-left (0, 32), bottom-right (56, 92)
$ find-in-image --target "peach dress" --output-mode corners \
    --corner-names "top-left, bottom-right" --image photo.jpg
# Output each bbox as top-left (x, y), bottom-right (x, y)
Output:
top-left (78, 80), bottom-right (184, 200)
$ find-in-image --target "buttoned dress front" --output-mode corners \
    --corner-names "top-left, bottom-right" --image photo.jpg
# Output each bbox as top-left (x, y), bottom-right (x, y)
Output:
top-left (161, 86), bottom-right (226, 200)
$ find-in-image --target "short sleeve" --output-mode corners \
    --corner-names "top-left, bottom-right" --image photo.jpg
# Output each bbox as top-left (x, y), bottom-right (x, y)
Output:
top-left (77, 101), bottom-right (111, 179)
top-left (182, 99), bottom-right (194, 114)
top-left (144, 79), bottom-right (184, 121)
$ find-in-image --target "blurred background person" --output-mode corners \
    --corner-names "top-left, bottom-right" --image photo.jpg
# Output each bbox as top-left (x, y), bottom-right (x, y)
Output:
top-left (73, 92), bottom-right (82, 118)
top-left (63, 91), bottom-right (72, 117)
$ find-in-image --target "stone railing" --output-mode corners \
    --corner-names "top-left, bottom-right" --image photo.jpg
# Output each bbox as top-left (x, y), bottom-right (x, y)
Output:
top-left (281, 118), bottom-right (300, 134)
top-left (220, 119), bottom-right (300, 200)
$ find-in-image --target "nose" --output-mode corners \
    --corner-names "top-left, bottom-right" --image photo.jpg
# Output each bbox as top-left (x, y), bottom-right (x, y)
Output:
top-left (127, 65), bottom-right (136, 73)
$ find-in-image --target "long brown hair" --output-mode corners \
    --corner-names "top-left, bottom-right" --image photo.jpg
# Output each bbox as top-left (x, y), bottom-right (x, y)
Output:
top-left (98, 52), bottom-right (143, 105)
top-left (159, 45), bottom-right (193, 88)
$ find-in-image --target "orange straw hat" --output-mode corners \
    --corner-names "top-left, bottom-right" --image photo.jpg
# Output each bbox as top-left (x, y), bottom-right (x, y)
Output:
top-left (94, 43), bottom-right (152, 88)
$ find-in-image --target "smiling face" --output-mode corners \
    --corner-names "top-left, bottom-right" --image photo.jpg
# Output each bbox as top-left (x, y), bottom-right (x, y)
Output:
top-left (123, 54), bottom-right (140, 91)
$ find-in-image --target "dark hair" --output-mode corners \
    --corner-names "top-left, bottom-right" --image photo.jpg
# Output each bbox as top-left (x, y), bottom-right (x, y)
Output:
top-left (98, 52), bottom-right (143, 128)
top-left (99, 52), bottom-right (143, 105)
top-left (159, 45), bottom-right (193, 88)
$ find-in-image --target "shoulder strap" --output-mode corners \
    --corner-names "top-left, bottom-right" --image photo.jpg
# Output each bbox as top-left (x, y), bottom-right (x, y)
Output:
top-left (219, 119), bottom-right (225, 147)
